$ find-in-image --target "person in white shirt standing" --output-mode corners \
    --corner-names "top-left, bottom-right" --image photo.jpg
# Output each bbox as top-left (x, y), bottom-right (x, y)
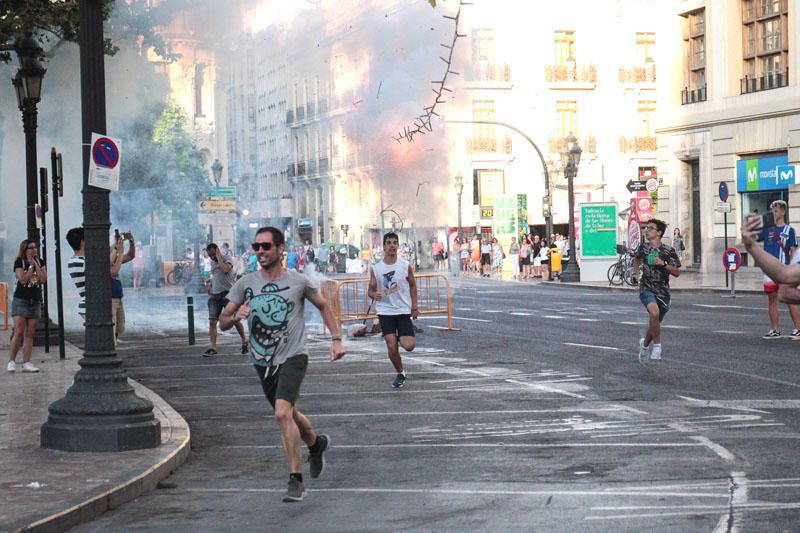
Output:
top-left (368, 232), bottom-right (419, 388)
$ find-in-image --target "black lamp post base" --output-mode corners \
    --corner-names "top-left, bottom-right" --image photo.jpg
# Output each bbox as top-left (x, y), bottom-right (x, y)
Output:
top-left (41, 413), bottom-right (161, 452)
top-left (40, 363), bottom-right (161, 452)
top-left (560, 263), bottom-right (581, 283)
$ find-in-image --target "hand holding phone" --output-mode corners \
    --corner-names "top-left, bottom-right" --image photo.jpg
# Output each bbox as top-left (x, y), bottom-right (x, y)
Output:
top-left (746, 211), bottom-right (776, 231)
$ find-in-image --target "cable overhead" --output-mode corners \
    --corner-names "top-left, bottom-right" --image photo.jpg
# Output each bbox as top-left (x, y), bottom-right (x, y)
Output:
top-left (393, 0), bottom-right (471, 144)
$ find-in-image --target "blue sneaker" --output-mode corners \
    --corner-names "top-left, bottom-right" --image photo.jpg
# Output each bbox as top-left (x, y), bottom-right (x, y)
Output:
top-left (392, 373), bottom-right (407, 388)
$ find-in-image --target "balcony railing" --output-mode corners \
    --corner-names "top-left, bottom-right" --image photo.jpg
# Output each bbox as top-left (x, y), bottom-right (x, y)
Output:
top-left (740, 69), bottom-right (788, 94)
top-left (619, 136), bottom-right (657, 153)
top-left (307, 159), bottom-right (318, 175)
top-left (286, 109), bottom-right (294, 125)
top-left (295, 106), bottom-right (305, 122)
top-left (544, 64), bottom-right (597, 83)
top-left (296, 161), bottom-right (306, 176)
top-left (618, 64), bottom-right (656, 83)
top-left (465, 136), bottom-right (513, 154)
top-left (287, 164), bottom-right (296, 178)
top-left (468, 63), bottom-right (512, 83)
top-left (681, 84), bottom-right (707, 104)
top-left (548, 135), bottom-right (596, 154)
top-left (307, 101), bottom-right (316, 119)
top-left (319, 157), bottom-right (329, 173)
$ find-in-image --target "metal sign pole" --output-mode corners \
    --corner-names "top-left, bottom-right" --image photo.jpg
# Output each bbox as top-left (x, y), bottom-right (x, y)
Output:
top-left (731, 270), bottom-right (736, 298)
top-left (724, 212), bottom-right (729, 288)
top-left (51, 150), bottom-right (66, 360)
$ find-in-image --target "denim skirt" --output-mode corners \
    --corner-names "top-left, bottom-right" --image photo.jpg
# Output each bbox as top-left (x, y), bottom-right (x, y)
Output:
top-left (11, 297), bottom-right (41, 319)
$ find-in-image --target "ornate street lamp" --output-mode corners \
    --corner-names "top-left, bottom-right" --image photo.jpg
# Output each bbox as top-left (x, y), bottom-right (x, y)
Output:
top-left (12, 37), bottom-right (46, 244)
top-left (211, 158), bottom-right (223, 187)
top-left (41, 0), bottom-right (160, 452)
top-left (559, 132), bottom-right (582, 282)
top-left (454, 172), bottom-right (464, 237)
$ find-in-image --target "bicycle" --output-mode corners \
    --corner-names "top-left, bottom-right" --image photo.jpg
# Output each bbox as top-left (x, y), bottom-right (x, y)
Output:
top-left (607, 246), bottom-right (636, 286)
top-left (167, 260), bottom-right (194, 285)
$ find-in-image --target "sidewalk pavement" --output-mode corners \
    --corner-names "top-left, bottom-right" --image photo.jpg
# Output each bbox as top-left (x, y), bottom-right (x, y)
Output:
top-left (0, 334), bottom-right (190, 532)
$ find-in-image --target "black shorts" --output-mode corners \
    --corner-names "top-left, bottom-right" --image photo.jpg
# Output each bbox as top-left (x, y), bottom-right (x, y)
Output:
top-left (480, 253), bottom-right (491, 265)
top-left (378, 314), bottom-right (415, 338)
top-left (254, 354), bottom-right (308, 407)
top-left (208, 291), bottom-right (229, 320)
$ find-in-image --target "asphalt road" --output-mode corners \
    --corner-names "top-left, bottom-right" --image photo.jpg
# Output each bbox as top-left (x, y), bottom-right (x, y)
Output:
top-left (69, 279), bottom-right (800, 532)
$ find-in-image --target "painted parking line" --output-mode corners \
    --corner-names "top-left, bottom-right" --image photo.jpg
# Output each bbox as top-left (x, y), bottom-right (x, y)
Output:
top-left (416, 316), bottom-right (492, 323)
top-left (221, 441), bottom-right (708, 450)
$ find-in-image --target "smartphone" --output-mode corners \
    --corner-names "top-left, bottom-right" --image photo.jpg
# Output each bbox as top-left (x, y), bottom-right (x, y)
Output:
top-left (114, 228), bottom-right (121, 240)
top-left (748, 211), bottom-right (776, 230)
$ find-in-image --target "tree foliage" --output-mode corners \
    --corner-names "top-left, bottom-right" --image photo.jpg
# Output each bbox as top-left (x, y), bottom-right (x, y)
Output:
top-left (112, 103), bottom-right (208, 248)
top-left (0, 0), bottom-right (187, 63)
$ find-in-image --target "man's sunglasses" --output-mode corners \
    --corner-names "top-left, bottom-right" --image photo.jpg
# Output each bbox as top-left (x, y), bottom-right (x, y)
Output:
top-left (252, 242), bottom-right (274, 251)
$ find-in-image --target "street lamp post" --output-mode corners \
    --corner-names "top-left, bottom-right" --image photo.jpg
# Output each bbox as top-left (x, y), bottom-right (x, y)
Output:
top-left (453, 173), bottom-right (464, 274)
top-left (454, 172), bottom-right (464, 237)
top-left (41, 0), bottom-right (160, 452)
top-left (559, 132), bottom-right (582, 282)
top-left (445, 120), bottom-right (552, 240)
top-left (12, 37), bottom-right (46, 245)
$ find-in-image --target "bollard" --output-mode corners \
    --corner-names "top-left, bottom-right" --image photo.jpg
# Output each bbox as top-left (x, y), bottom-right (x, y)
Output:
top-left (187, 296), bottom-right (195, 345)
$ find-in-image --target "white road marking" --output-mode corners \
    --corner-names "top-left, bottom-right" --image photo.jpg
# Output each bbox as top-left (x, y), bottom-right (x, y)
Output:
top-left (543, 315), bottom-right (566, 319)
top-left (187, 487), bottom-right (728, 498)
top-left (618, 321), bottom-right (643, 325)
top-left (504, 378), bottom-right (587, 399)
top-left (694, 304), bottom-right (750, 309)
top-left (563, 342), bottom-right (621, 351)
top-left (661, 324), bottom-right (690, 329)
top-left (509, 312), bottom-right (532, 316)
top-left (679, 396), bottom-right (775, 413)
top-left (577, 318), bottom-right (602, 322)
top-left (221, 442), bottom-right (707, 449)
top-left (712, 330), bottom-right (745, 335)
top-left (690, 436), bottom-right (736, 462)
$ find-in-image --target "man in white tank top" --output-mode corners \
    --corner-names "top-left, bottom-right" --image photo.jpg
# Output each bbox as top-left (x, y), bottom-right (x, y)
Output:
top-left (368, 232), bottom-right (419, 388)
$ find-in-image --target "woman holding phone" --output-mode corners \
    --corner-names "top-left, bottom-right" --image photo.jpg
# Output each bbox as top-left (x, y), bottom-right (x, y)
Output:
top-left (8, 239), bottom-right (47, 372)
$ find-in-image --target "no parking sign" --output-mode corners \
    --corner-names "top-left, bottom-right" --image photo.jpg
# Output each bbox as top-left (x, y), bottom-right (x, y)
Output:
top-left (88, 133), bottom-right (122, 191)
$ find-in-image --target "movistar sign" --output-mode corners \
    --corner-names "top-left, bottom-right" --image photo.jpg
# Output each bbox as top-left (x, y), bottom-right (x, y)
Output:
top-left (736, 155), bottom-right (794, 192)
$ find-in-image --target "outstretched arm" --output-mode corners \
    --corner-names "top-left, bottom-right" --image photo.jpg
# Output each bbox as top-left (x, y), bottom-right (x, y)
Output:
top-left (743, 216), bottom-right (800, 285)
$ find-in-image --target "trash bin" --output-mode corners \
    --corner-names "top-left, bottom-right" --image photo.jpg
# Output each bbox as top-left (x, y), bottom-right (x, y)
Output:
top-left (550, 249), bottom-right (562, 280)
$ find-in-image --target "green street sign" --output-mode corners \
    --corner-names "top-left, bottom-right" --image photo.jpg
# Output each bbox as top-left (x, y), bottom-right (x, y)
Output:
top-left (580, 203), bottom-right (617, 258)
top-left (208, 186), bottom-right (237, 198)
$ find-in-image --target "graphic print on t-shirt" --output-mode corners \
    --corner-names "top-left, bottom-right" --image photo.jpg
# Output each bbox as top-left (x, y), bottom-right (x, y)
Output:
top-left (244, 283), bottom-right (295, 364)
top-left (382, 269), bottom-right (400, 295)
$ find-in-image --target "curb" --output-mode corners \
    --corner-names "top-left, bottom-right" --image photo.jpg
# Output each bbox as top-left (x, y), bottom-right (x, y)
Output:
top-left (16, 382), bottom-right (191, 533)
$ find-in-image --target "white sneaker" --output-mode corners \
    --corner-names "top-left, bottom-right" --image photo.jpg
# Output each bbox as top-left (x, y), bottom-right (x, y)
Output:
top-left (7, 360), bottom-right (16, 372)
top-left (638, 339), bottom-right (651, 364)
top-left (650, 344), bottom-right (662, 360)
top-left (22, 362), bottom-right (40, 373)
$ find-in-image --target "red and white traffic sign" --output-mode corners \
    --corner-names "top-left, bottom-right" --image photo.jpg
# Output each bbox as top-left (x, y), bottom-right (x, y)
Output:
top-left (722, 247), bottom-right (741, 272)
top-left (88, 132), bottom-right (122, 191)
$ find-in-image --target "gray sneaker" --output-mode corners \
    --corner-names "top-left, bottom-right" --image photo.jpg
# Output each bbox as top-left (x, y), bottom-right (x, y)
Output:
top-left (308, 434), bottom-right (329, 479)
top-left (282, 478), bottom-right (306, 503)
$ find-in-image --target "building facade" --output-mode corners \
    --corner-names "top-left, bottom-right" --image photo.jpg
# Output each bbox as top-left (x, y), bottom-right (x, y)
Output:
top-left (658, 0), bottom-right (798, 273)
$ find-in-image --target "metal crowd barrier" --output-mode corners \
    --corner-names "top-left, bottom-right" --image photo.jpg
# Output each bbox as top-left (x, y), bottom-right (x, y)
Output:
top-left (0, 282), bottom-right (8, 330)
top-left (321, 273), bottom-right (455, 334)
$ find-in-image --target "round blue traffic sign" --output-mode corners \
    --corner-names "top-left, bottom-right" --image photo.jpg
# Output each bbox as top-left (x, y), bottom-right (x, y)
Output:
top-left (722, 247), bottom-right (741, 272)
top-left (719, 181), bottom-right (729, 203)
top-left (92, 137), bottom-right (120, 169)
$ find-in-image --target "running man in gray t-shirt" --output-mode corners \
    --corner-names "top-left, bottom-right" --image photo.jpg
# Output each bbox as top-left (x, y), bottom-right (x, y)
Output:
top-left (220, 226), bottom-right (345, 503)
top-left (204, 243), bottom-right (246, 357)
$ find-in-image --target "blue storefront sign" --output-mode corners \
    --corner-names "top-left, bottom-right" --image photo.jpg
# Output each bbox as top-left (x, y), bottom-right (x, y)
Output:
top-left (736, 155), bottom-right (795, 192)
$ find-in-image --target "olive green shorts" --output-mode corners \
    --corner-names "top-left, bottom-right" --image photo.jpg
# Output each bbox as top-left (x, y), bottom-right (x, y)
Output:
top-left (254, 354), bottom-right (308, 407)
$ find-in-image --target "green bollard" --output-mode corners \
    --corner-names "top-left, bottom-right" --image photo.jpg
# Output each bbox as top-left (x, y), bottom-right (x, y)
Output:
top-left (187, 295), bottom-right (195, 345)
